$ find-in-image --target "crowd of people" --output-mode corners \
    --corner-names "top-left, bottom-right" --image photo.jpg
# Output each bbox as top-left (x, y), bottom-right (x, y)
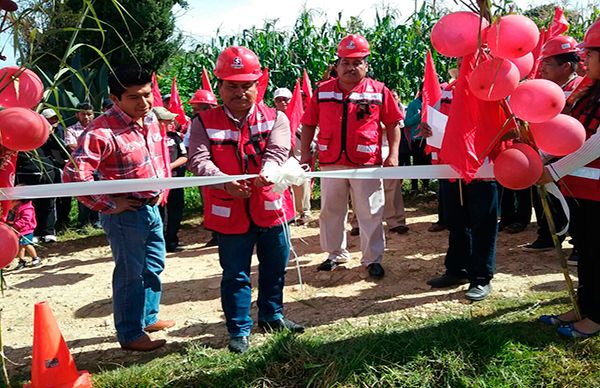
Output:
top-left (3, 19), bottom-right (600, 353)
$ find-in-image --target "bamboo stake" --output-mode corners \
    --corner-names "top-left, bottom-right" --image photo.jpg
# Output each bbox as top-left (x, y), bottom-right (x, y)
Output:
top-left (0, 309), bottom-right (9, 387)
top-left (537, 185), bottom-right (581, 320)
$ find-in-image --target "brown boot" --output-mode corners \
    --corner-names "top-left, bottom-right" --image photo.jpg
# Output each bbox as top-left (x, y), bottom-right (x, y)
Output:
top-left (120, 334), bottom-right (166, 351)
top-left (144, 319), bottom-right (176, 333)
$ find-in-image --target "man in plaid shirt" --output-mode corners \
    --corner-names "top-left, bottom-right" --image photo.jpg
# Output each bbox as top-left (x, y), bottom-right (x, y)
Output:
top-left (64, 65), bottom-right (174, 351)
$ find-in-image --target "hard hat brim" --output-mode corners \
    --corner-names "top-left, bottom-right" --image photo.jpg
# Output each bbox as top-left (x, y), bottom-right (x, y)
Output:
top-left (216, 73), bottom-right (262, 82)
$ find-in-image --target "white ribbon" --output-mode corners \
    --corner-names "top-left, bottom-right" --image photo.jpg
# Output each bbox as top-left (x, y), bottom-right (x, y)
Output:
top-left (544, 182), bottom-right (570, 236)
top-left (0, 163), bottom-right (496, 201)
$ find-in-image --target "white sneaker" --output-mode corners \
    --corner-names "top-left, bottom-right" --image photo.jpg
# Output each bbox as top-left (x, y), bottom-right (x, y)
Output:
top-left (42, 235), bottom-right (57, 243)
top-left (31, 257), bottom-right (41, 266)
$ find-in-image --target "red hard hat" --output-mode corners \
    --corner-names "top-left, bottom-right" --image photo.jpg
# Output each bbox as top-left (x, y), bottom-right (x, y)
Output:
top-left (214, 46), bottom-right (262, 81)
top-left (337, 34), bottom-right (370, 58)
top-left (189, 89), bottom-right (218, 105)
top-left (540, 35), bottom-right (578, 60)
top-left (579, 18), bottom-right (600, 48)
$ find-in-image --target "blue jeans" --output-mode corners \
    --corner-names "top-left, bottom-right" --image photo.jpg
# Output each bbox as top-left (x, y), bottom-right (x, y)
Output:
top-left (100, 205), bottom-right (165, 344)
top-left (217, 223), bottom-right (291, 338)
top-left (441, 180), bottom-right (498, 284)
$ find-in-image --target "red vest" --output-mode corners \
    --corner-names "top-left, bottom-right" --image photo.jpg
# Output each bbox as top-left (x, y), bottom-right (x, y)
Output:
top-left (561, 93), bottom-right (600, 201)
top-left (199, 105), bottom-right (295, 234)
top-left (315, 78), bottom-right (385, 166)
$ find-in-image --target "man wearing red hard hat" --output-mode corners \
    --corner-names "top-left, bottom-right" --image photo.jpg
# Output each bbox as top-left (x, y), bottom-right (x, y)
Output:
top-left (188, 46), bottom-right (304, 354)
top-left (183, 89), bottom-right (218, 149)
top-left (527, 35), bottom-right (584, 258)
top-left (300, 34), bottom-right (403, 279)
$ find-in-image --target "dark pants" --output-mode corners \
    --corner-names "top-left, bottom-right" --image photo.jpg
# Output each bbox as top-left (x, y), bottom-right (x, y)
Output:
top-left (499, 186), bottom-right (532, 227)
top-left (78, 202), bottom-right (99, 227)
top-left (437, 179), bottom-right (448, 226)
top-left (532, 187), bottom-right (568, 244)
top-left (16, 172), bottom-right (57, 236)
top-left (53, 170), bottom-right (72, 232)
top-left (441, 180), bottom-right (498, 284)
top-left (217, 223), bottom-right (290, 338)
top-left (411, 139), bottom-right (431, 191)
top-left (159, 188), bottom-right (185, 249)
top-left (570, 199), bottom-right (600, 323)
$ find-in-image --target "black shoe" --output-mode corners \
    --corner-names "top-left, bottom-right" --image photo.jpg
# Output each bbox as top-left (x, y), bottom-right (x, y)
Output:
top-left (367, 263), bottom-right (385, 279)
top-left (258, 318), bottom-right (305, 333)
top-left (523, 239), bottom-right (554, 251)
top-left (426, 272), bottom-right (469, 288)
top-left (316, 259), bottom-right (337, 271)
top-left (228, 336), bottom-right (249, 353)
top-left (504, 222), bottom-right (526, 234)
top-left (350, 227), bottom-right (360, 236)
top-left (166, 245), bottom-right (183, 253)
top-left (14, 260), bottom-right (27, 271)
top-left (389, 225), bottom-right (409, 234)
top-left (567, 249), bottom-right (579, 266)
top-left (204, 236), bottom-right (218, 247)
top-left (465, 283), bottom-right (492, 301)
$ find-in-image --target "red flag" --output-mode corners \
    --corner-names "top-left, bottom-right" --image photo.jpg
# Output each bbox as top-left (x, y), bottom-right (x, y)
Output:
top-left (285, 79), bottom-right (304, 149)
top-left (256, 68), bottom-right (269, 104)
top-left (0, 153), bottom-right (17, 221)
top-left (549, 7), bottom-right (569, 38)
top-left (167, 77), bottom-right (189, 127)
top-left (439, 54), bottom-right (515, 181)
top-left (302, 69), bottom-right (312, 105)
top-left (421, 50), bottom-right (442, 123)
top-left (530, 28), bottom-right (547, 79)
top-left (152, 72), bottom-right (163, 107)
top-left (201, 67), bottom-right (213, 93)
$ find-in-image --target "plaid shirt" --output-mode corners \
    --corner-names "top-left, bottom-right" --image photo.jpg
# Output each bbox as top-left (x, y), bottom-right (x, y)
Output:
top-left (64, 104), bottom-right (166, 212)
top-left (64, 121), bottom-right (85, 147)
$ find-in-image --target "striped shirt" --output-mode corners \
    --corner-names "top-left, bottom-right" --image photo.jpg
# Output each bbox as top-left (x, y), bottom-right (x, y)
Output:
top-left (63, 104), bottom-right (166, 212)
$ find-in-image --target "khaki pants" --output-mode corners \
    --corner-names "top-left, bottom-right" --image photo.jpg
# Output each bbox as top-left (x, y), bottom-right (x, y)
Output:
top-left (320, 165), bottom-right (385, 266)
top-left (350, 179), bottom-right (406, 229)
top-left (291, 180), bottom-right (311, 215)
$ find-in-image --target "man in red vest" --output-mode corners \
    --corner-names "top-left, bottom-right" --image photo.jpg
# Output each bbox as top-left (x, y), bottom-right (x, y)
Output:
top-left (188, 46), bottom-right (304, 354)
top-left (300, 34), bottom-right (403, 279)
top-left (528, 35), bottom-right (583, 257)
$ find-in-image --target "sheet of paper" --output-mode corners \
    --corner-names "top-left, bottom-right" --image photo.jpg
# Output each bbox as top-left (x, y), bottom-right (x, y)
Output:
top-left (426, 106), bottom-right (448, 149)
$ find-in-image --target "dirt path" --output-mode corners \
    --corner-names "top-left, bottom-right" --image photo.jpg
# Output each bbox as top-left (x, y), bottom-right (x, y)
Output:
top-left (1, 203), bottom-right (573, 378)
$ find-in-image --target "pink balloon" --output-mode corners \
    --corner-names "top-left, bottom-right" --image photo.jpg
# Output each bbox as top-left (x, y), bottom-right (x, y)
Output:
top-left (488, 15), bottom-right (539, 59)
top-left (0, 66), bottom-right (44, 109)
top-left (530, 114), bottom-right (586, 156)
top-left (431, 12), bottom-right (489, 58)
top-left (509, 52), bottom-right (534, 79)
top-left (0, 223), bottom-right (18, 269)
top-left (508, 79), bottom-right (565, 123)
top-left (494, 143), bottom-right (543, 190)
top-left (0, 108), bottom-right (50, 151)
top-left (468, 58), bottom-right (519, 101)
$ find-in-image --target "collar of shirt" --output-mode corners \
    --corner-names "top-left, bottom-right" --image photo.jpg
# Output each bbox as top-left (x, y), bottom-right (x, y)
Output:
top-left (223, 104), bottom-right (255, 128)
top-left (107, 103), bottom-right (159, 133)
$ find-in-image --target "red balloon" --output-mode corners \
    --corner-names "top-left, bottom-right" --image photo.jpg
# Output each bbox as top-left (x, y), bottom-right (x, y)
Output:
top-left (0, 66), bottom-right (44, 109)
top-left (494, 143), bottom-right (543, 190)
top-left (0, 108), bottom-right (50, 151)
top-left (468, 58), bottom-right (519, 101)
top-left (530, 114), bottom-right (586, 156)
top-left (488, 15), bottom-right (539, 59)
top-left (509, 52), bottom-right (534, 79)
top-left (431, 12), bottom-right (489, 58)
top-left (0, 223), bottom-right (18, 269)
top-left (509, 79), bottom-right (565, 123)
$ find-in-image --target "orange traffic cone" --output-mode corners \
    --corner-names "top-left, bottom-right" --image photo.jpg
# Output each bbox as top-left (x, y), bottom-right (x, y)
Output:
top-left (24, 301), bottom-right (92, 388)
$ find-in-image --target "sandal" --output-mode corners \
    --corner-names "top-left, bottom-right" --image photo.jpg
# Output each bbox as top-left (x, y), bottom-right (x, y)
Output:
top-left (557, 323), bottom-right (600, 339)
top-left (539, 314), bottom-right (573, 326)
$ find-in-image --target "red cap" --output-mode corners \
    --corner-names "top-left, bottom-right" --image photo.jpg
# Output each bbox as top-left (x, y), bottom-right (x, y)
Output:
top-left (579, 18), bottom-right (600, 48)
top-left (214, 46), bottom-right (262, 81)
top-left (337, 34), bottom-right (370, 58)
top-left (540, 35), bottom-right (578, 60)
top-left (189, 89), bottom-right (218, 105)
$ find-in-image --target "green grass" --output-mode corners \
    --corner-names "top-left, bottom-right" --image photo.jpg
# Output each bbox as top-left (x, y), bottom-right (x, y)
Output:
top-left (66, 293), bottom-right (600, 387)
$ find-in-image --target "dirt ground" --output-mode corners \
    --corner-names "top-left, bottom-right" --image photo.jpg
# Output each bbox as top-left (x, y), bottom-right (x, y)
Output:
top-left (1, 201), bottom-right (575, 378)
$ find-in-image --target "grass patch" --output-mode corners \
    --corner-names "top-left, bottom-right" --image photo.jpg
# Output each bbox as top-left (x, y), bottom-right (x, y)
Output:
top-left (61, 293), bottom-right (600, 387)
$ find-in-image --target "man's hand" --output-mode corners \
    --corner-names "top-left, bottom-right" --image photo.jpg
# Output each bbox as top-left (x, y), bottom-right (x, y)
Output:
top-left (225, 180), bottom-right (252, 198)
top-left (537, 166), bottom-right (554, 185)
top-left (106, 197), bottom-right (141, 214)
top-left (383, 153), bottom-right (399, 167)
top-left (419, 122), bottom-right (433, 138)
top-left (254, 173), bottom-right (272, 188)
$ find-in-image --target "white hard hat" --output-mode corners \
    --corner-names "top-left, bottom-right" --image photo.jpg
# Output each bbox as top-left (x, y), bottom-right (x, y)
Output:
top-left (273, 87), bottom-right (292, 99)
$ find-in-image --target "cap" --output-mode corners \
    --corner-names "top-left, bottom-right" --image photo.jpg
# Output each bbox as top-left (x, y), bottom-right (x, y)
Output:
top-left (273, 88), bottom-right (292, 99)
top-left (153, 106), bottom-right (178, 121)
top-left (40, 108), bottom-right (57, 119)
